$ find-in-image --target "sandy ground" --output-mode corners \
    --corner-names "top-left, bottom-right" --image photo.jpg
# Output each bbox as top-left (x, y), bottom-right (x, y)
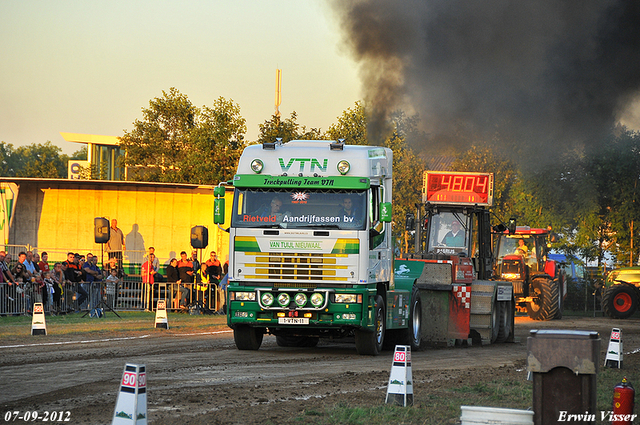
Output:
top-left (1, 315), bottom-right (639, 424)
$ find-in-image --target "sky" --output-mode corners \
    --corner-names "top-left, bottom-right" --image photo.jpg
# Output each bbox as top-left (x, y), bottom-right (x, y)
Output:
top-left (0, 0), bottom-right (360, 155)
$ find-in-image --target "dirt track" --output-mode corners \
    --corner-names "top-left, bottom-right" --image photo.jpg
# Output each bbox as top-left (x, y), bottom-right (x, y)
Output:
top-left (1, 315), bottom-right (639, 424)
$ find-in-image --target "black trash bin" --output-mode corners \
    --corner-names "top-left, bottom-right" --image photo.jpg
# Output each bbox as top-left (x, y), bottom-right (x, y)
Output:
top-left (527, 329), bottom-right (600, 425)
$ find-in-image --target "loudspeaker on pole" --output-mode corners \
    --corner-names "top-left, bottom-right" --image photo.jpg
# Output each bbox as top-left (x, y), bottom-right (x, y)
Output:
top-left (190, 225), bottom-right (208, 249)
top-left (95, 217), bottom-right (110, 244)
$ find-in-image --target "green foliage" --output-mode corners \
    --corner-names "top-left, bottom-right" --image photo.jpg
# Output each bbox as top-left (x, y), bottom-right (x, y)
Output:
top-left (119, 88), bottom-right (247, 184)
top-left (0, 141), bottom-right (68, 178)
top-left (257, 111), bottom-right (322, 144)
top-left (326, 101), bottom-right (368, 145)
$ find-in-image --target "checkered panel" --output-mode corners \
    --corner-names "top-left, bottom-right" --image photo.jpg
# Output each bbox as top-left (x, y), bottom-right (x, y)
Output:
top-left (453, 285), bottom-right (471, 309)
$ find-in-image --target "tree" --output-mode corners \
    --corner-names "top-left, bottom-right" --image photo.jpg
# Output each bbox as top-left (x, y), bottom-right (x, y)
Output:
top-left (326, 101), bottom-right (368, 145)
top-left (119, 88), bottom-right (247, 184)
top-left (384, 112), bottom-right (425, 253)
top-left (0, 141), bottom-right (68, 178)
top-left (257, 112), bottom-right (321, 144)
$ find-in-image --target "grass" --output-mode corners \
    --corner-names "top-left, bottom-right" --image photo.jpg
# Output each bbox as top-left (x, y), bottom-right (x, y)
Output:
top-left (289, 364), bottom-right (640, 425)
top-left (0, 311), bottom-right (228, 339)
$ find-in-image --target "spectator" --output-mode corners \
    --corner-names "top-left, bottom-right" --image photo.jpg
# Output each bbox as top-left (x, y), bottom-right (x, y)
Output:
top-left (50, 263), bottom-right (64, 313)
top-left (38, 252), bottom-right (50, 273)
top-left (16, 252), bottom-right (33, 280)
top-left (205, 251), bottom-right (222, 283)
top-left (83, 253), bottom-right (102, 309)
top-left (0, 251), bottom-right (16, 284)
top-left (12, 260), bottom-right (29, 283)
top-left (191, 250), bottom-right (201, 277)
top-left (144, 246), bottom-right (162, 282)
top-left (105, 268), bottom-right (121, 309)
top-left (63, 252), bottom-right (88, 311)
top-left (106, 219), bottom-right (125, 268)
top-left (194, 263), bottom-right (210, 307)
top-left (177, 251), bottom-right (194, 283)
top-left (24, 251), bottom-right (37, 276)
top-left (43, 271), bottom-right (56, 314)
top-left (105, 256), bottom-right (124, 279)
top-left (141, 254), bottom-right (155, 311)
top-left (177, 252), bottom-right (193, 307)
top-left (166, 258), bottom-right (187, 308)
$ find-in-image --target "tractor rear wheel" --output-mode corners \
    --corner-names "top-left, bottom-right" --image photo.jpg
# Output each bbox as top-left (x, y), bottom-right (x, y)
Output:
top-left (603, 284), bottom-right (639, 319)
top-left (526, 278), bottom-right (558, 321)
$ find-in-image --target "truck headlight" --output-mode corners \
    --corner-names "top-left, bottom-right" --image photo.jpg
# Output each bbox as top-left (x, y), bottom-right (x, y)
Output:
top-left (501, 273), bottom-right (521, 280)
top-left (232, 291), bottom-right (256, 301)
top-left (294, 293), bottom-right (308, 307)
top-left (277, 292), bottom-right (291, 307)
top-left (261, 292), bottom-right (274, 306)
top-left (310, 292), bottom-right (324, 307)
top-left (334, 294), bottom-right (358, 303)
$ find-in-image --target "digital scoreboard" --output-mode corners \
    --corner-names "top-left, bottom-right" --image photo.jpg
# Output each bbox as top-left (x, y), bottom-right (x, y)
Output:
top-left (422, 171), bottom-right (494, 206)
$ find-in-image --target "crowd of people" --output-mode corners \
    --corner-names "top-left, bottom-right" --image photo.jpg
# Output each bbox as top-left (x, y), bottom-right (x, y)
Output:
top-left (0, 246), bottom-right (229, 316)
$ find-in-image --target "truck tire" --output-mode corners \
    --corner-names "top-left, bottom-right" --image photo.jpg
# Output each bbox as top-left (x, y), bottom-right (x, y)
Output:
top-left (397, 286), bottom-right (422, 350)
top-left (490, 296), bottom-right (500, 343)
top-left (526, 278), bottom-right (558, 321)
top-left (355, 295), bottom-right (385, 356)
top-left (276, 335), bottom-right (319, 347)
top-left (234, 325), bottom-right (264, 350)
top-left (603, 284), bottom-right (639, 319)
top-left (496, 301), bottom-right (513, 343)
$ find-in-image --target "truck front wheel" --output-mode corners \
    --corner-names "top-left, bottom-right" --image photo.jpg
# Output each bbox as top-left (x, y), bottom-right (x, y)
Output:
top-left (234, 325), bottom-right (264, 350)
top-left (355, 295), bottom-right (385, 355)
top-left (526, 278), bottom-right (558, 321)
top-left (603, 284), bottom-right (639, 319)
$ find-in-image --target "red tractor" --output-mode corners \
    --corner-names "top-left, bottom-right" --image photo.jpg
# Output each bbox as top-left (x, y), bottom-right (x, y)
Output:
top-left (493, 226), bottom-right (565, 320)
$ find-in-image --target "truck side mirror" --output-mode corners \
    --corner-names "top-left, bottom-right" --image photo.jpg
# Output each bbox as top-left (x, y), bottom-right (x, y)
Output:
top-left (214, 198), bottom-right (225, 224)
top-left (405, 213), bottom-right (415, 231)
top-left (380, 202), bottom-right (392, 222)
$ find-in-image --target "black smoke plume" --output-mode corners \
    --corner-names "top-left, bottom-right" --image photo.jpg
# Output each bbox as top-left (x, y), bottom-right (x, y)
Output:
top-left (329, 0), bottom-right (640, 161)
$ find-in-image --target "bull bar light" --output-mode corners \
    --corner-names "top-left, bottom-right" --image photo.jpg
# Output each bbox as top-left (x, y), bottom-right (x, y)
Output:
top-left (294, 293), bottom-right (308, 307)
top-left (277, 292), bottom-right (291, 307)
top-left (310, 292), bottom-right (324, 307)
top-left (261, 292), bottom-right (275, 306)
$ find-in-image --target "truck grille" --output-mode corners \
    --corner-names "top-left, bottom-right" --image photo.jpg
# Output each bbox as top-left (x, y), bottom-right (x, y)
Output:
top-left (243, 253), bottom-right (347, 280)
top-left (234, 236), bottom-right (359, 283)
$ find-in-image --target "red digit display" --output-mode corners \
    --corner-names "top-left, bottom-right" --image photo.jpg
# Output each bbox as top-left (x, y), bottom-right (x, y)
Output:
top-left (422, 171), bottom-right (494, 206)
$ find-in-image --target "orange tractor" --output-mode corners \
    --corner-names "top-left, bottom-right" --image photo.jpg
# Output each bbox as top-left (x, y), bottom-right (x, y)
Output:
top-left (493, 226), bottom-right (565, 320)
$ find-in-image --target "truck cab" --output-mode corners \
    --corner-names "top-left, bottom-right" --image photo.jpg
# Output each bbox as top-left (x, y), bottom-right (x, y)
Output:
top-left (217, 140), bottom-right (414, 355)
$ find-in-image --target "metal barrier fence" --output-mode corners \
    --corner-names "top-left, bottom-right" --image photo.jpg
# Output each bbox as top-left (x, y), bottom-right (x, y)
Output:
top-left (0, 280), bottom-right (225, 316)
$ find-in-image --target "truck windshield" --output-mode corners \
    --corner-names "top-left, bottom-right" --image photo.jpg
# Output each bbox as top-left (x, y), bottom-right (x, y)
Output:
top-left (231, 189), bottom-right (367, 230)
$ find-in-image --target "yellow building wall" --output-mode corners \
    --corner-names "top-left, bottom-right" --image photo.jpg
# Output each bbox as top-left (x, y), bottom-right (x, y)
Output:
top-left (9, 181), bottom-right (232, 271)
